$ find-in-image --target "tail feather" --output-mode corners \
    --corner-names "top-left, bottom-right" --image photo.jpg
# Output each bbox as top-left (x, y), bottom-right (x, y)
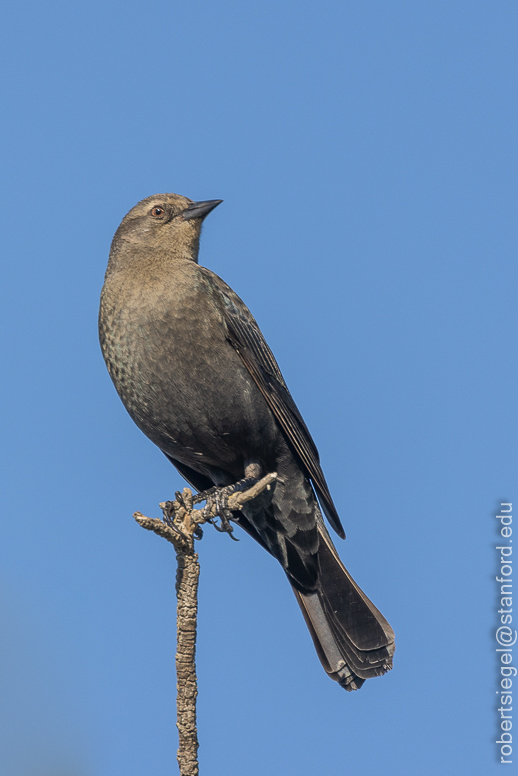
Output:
top-left (293, 524), bottom-right (395, 691)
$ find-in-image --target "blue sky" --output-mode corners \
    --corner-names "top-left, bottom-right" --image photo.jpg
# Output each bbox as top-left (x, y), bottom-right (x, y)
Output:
top-left (1, 2), bottom-right (516, 774)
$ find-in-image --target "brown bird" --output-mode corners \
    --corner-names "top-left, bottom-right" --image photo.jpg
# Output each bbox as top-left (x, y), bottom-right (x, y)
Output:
top-left (99, 193), bottom-right (395, 690)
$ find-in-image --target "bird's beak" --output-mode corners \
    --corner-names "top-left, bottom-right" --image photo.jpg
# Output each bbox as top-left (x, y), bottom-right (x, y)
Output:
top-left (181, 200), bottom-right (223, 221)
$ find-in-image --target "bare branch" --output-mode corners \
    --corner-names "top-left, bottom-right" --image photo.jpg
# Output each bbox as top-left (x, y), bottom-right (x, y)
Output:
top-left (227, 472), bottom-right (278, 510)
top-left (132, 472), bottom-right (277, 775)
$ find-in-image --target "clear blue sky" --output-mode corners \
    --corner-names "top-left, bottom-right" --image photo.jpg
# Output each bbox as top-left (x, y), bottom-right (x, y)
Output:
top-left (1, 2), bottom-right (516, 774)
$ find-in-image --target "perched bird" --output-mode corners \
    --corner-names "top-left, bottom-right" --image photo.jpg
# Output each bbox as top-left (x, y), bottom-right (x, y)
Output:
top-left (99, 193), bottom-right (395, 691)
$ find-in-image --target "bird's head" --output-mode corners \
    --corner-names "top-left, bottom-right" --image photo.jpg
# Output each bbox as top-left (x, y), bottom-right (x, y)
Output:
top-left (109, 193), bottom-right (222, 268)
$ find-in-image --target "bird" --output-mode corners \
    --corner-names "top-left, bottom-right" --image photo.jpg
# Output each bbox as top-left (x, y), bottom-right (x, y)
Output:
top-left (99, 192), bottom-right (395, 691)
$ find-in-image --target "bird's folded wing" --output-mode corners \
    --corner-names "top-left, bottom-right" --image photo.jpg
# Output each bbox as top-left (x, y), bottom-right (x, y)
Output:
top-left (200, 267), bottom-right (345, 539)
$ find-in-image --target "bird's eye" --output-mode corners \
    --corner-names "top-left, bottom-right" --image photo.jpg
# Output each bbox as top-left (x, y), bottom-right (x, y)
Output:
top-left (150, 206), bottom-right (165, 218)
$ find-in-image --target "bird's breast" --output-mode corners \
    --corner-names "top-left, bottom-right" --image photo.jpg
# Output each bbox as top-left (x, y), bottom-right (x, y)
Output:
top-left (99, 269), bottom-right (277, 470)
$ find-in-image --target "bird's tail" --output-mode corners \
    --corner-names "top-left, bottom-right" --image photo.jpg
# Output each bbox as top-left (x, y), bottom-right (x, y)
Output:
top-left (293, 523), bottom-right (395, 691)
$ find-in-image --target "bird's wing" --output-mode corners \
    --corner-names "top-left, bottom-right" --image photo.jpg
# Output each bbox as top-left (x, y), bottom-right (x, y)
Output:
top-left (200, 267), bottom-right (345, 539)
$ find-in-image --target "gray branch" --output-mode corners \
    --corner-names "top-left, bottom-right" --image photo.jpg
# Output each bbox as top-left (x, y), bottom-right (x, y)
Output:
top-left (133, 472), bottom-right (277, 775)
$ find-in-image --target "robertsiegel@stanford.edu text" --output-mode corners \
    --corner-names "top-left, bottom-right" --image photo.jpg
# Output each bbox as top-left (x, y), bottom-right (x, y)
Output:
top-left (495, 503), bottom-right (515, 764)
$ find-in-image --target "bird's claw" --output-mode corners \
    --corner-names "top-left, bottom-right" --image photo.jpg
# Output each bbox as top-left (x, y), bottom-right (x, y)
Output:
top-left (161, 499), bottom-right (189, 537)
top-left (209, 511), bottom-right (240, 541)
top-left (168, 477), bottom-right (262, 541)
top-left (197, 484), bottom-right (245, 541)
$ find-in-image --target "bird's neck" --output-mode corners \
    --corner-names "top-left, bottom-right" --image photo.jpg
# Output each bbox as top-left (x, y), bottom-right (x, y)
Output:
top-left (105, 238), bottom-right (200, 280)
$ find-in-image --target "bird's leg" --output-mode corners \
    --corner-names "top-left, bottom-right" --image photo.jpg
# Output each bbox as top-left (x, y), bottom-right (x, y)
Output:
top-left (192, 463), bottom-right (263, 541)
top-left (192, 485), bottom-right (219, 506)
top-left (217, 461), bottom-right (262, 501)
top-left (187, 485), bottom-right (236, 539)
top-left (244, 461), bottom-right (262, 481)
top-left (135, 473), bottom-right (277, 547)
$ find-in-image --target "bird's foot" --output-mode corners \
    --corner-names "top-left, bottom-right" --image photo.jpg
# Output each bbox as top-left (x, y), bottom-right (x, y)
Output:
top-left (192, 485), bottom-right (219, 506)
top-left (204, 486), bottom-right (239, 541)
top-left (194, 478), bottom-right (259, 541)
top-left (136, 475), bottom-right (276, 547)
top-left (160, 475), bottom-right (272, 541)
top-left (161, 490), bottom-right (205, 539)
top-left (209, 511), bottom-right (238, 540)
top-left (160, 494), bottom-right (189, 537)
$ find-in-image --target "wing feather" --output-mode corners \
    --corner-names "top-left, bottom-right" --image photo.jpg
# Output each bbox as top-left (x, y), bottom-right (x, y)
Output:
top-left (201, 267), bottom-right (345, 539)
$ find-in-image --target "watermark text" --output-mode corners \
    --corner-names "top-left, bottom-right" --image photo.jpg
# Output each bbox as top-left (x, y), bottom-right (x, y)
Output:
top-left (496, 503), bottom-right (515, 764)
